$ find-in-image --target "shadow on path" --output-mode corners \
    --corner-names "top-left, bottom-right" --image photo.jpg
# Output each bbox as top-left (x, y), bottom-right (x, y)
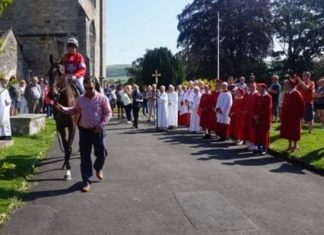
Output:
top-left (23, 182), bottom-right (82, 202)
top-left (154, 128), bottom-right (308, 175)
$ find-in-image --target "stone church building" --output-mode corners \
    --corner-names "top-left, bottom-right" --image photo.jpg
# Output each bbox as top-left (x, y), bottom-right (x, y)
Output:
top-left (0, 0), bottom-right (105, 80)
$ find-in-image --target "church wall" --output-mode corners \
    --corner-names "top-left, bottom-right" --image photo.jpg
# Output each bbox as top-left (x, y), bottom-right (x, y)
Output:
top-left (0, 0), bottom-right (104, 78)
top-left (0, 30), bottom-right (27, 80)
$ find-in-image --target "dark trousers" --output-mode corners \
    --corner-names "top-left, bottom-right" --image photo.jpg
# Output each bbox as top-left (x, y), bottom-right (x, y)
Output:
top-left (79, 127), bottom-right (107, 184)
top-left (133, 106), bottom-right (140, 127)
top-left (124, 104), bottom-right (132, 121)
top-left (142, 99), bottom-right (148, 114)
top-left (44, 104), bottom-right (53, 117)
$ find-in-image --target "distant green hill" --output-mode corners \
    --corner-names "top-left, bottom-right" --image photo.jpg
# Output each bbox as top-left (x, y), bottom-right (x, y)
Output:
top-left (106, 64), bottom-right (130, 78)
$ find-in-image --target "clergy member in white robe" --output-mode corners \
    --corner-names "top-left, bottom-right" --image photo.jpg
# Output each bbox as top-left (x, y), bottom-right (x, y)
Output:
top-left (0, 77), bottom-right (12, 140)
top-left (189, 86), bottom-right (202, 132)
top-left (215, 82), bottom-right (233, 141)
top-left (167, 85), bottom-right (178, 128)
top-left (157, 85), bottom-right (168, 131)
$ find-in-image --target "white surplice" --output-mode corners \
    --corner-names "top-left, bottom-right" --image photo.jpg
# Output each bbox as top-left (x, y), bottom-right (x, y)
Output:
top-left (178, 90), bottom-right (187, 116)
top-left (0, 85), bottom-right (12, 137)
top-left (216, 91), bottom-right (233, 124)
top-left (184, 88), bottom-right (194, 114)
top-left (189, 92), bottom-right (201, 132)
top-left (167, 91), bottom-right (178, 127)
top-left (157, 92), bottom-right (168, 129)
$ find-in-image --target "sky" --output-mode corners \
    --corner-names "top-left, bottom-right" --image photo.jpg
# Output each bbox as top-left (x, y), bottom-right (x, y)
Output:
top-left (106, 0), bottom-right (193, 65)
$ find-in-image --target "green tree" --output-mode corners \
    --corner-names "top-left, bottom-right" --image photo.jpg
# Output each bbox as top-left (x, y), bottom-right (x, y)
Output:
top-left (127, 57), bottom-right (144, 85)
top-left (129, 47), bottom-right (184, 87)
top-left (0, 0), bottom-right (13, 16)
top-left (272, 0), bottom-right (324, 74)
top-left (177, 0), bottom-right (273, 79)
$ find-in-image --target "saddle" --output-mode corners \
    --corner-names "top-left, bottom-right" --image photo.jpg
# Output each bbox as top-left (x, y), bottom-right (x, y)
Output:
top-left (70, 80), bottom-right (82, 97)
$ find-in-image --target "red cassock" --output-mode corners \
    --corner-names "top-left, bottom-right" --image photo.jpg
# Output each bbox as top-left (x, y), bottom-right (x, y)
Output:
top-left (254, 94), bottom-right (272, 148)
top-left (198, 93), bottom-right (211, 129)
top-left (280, 90), bottom-right (305, 141)
top-left (241, 92), bottom-right (259, 143)
top-left (229, 97), bottom-right (244, 140)
top-left (206, 91), bottom-right (219, 131)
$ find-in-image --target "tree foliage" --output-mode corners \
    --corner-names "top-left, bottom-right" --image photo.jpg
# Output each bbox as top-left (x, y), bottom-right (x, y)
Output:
top-left (128, 47), bottom-right (184, 87)
top-left (272, 0), bottom-right (324, 74)
top-left (177, 0), bottom-right (273, 79)
top-left (0, 0), bottom-right (13, 16)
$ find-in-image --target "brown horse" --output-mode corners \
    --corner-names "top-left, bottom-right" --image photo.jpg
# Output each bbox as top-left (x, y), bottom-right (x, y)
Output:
top-left (48, 55), bottom-right (79, 180)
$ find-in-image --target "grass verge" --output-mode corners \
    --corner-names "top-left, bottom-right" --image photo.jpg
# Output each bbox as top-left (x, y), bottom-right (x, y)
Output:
top-left (0, 119), bottom-right (56, 224)
top-left (270, 123), bottom-right (324, 171)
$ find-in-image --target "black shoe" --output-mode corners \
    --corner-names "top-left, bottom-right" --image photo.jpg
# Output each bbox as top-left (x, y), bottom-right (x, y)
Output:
top-left (203, 134), bottom-right (212, 139)
top-left (252, 149), bottom-right (260, 155)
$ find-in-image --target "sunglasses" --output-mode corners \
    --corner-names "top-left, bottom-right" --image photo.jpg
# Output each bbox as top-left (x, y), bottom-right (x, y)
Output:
top-left (84, 87), bottom-right (94, 90)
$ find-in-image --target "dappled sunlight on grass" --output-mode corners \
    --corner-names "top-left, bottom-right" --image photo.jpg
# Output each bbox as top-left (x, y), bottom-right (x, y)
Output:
top-left (270, 123), bottom-right (324, 169)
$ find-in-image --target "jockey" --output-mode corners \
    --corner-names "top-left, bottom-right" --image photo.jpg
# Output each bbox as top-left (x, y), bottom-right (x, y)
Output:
top-left (63, 37), bottom-right (87, 94)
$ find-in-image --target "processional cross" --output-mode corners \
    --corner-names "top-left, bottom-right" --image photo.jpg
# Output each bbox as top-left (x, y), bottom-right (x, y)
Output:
top-left (152, 69), bottom-right (161, 131)
top-left (152, 69), bottom-right (161, 85)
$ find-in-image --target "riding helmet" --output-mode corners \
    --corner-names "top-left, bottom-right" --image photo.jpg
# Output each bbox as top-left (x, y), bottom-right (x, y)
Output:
top-left (66, 37), bottom-right (79, 48)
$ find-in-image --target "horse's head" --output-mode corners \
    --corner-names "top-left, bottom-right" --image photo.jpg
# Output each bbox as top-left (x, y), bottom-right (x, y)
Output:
top-left (48, 54), bottom-right (66, 96)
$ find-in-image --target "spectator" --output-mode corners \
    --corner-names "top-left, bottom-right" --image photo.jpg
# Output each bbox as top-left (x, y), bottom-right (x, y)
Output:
top-left (25, 76), bottom-right (43, 113)
top-left (314, 78), bottom-right (324, 129)
top-left (297, 71), bottom-right (315, 133)
top-left (268, 75), bottom-right (282, 122)
top-left (8, 76), bottom-right (20, 116)
top-left (122, 85), bottom-right (132, 124)
top-left (132, 84), bottom-right (143, 128)
top-left (116, 84), bottom-right (124, 119)
top-left (18, 79), bottom-right (28, 114)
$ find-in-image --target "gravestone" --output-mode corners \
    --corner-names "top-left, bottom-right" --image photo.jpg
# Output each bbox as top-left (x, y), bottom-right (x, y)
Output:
top-left (10, 114), bottom-right (47, 135)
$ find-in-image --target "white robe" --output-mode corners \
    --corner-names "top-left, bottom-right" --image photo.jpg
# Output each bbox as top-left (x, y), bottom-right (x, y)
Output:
top-left (184, 88), bottom-right (194, 114)
top-left (189, 92), bottom-right (201, 132)
top-left (168, 91), bottom-right (178, 127)
top-left (0, 85), bottom-right (12, 137)
top-left (216, 91), bottom-right (233, 125)
top-left (178, 91), bottom-right (187, 116)
top-left (157, 92), bottom-right (168, 129)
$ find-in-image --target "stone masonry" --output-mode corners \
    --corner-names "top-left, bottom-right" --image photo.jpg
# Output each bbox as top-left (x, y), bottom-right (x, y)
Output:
top-left (0, 29), bottom-right (27, 79)
top-left (0, 0), bottom-right (105, 79)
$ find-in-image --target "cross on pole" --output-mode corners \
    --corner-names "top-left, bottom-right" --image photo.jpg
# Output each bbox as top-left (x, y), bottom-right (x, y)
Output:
top-left (152, 69), bottom-right (161, 85)
top-left (152, 69), bottom-right (161, 131)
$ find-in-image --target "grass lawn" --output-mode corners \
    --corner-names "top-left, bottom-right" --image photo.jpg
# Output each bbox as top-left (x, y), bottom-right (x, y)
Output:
top-left (0, 119), bottom-right (56, 224)
top-left (270, 123), bottom-right (324, 170)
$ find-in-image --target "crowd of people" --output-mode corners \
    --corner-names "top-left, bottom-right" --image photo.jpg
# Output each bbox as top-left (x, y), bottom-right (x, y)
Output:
top-left (104, 72), bottom-right (324, 155)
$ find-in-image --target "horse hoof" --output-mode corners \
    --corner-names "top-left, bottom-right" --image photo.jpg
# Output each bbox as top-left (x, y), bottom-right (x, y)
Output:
top-left (64, 174), bottom-right (72, 181)
top-left (64, 170), bottom-right (72, 181)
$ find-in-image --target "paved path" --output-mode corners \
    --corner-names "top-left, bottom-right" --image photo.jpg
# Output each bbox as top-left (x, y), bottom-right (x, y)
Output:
top-left (1, 118), bottom-right (324, 235)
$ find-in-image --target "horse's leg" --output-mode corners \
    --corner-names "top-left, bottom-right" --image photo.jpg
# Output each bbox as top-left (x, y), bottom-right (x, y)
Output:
top-left (62, 124), bottom-right (76, 181)
top-left (58, 127), bottom-right (72, 180)
top-left (66, 124), bottom-right (76, 168)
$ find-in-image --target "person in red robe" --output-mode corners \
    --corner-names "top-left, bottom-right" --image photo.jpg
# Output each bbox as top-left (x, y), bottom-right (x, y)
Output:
top-left (254, 83), bottom-right (272, 155)
top-left (229, 87), bottom-right (244, 143)
top-left (207, 80), bottom-right (222, 135)
top-left (198, 85), bottom-right (212, 138)
top-left (280, 79), bottom-right (305, 152)
top-left (242, 82), bottom-right (259, 150)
